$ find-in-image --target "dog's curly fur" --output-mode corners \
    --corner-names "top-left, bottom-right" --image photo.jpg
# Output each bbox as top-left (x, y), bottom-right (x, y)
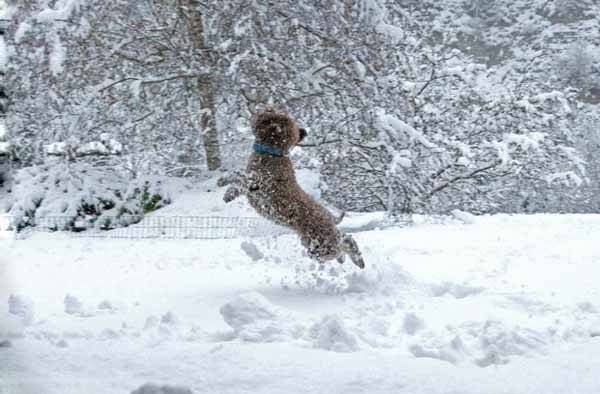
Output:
top-left (221, 108), bottom-right (364, 268)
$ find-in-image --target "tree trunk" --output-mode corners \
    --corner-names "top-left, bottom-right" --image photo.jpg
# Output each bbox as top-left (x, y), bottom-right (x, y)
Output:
top-left (186, 0), bottom-right (222, 171)
top-left (198, 74), bottom-right (221, 171)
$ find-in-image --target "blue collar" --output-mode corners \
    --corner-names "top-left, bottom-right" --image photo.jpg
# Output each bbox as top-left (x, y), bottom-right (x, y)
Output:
top-left (253, 143), bottom-right (286, 157)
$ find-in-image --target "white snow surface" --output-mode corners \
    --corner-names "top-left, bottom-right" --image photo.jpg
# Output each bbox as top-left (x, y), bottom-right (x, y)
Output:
top-left (1, 184), bottom-right (600, 393)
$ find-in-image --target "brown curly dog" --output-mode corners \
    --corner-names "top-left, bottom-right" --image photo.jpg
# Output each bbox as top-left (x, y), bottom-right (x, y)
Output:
top-left (219, 108), bottom-right (364, 268)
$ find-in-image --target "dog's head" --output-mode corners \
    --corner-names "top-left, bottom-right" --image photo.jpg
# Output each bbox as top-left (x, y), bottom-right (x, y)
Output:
top-left (253, 108), bottom-right (306, 153)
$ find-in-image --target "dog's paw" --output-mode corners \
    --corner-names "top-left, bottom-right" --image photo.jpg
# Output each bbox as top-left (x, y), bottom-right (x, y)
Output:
top-left (223, 186), bottom-right (241, 203)
top-left (350, 254), bottom-right (365, 269)
top-left (341, 235), bottom-right (365, 269)
top-left (217, 176), bottom-right (230, 187)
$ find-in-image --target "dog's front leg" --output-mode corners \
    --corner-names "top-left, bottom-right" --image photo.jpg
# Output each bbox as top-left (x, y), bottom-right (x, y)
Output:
top-left (221, 171), bottom-right (255, 203)
top-left (220, 170), bottom-right (245, 203)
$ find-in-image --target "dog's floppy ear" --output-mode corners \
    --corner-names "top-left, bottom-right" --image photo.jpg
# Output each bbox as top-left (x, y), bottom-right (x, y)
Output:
top-left (298, 128), bottom-right (307, 142)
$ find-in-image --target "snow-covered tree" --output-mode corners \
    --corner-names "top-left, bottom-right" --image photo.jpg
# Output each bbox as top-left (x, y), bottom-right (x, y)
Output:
top-left (1, 0), bottom-right (596, 214)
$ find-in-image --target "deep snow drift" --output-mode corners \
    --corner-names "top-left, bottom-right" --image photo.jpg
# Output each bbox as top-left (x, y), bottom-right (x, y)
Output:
top-left (1, 184), bottom-right (600, 394)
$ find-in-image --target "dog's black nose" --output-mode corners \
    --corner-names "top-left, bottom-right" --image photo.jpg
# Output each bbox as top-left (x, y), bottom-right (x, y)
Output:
top-left (298, 128), bottom-right (307, 142)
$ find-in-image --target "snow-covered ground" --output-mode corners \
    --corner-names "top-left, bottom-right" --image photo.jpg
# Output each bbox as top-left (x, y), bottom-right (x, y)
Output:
top-left (1, 183), bottom-right (600, 394)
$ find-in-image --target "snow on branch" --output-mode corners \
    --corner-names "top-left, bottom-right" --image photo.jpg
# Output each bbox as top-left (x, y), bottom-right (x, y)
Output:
top-left (0, 142), bottom-right (11, 156)
top-left (427, 160), bottom-right (502, 198)
top-left (14, 21), bottom-right (31, 44)
top-left (359, 0), bottom-right (406, 42)
top-left (0, 30), bottom-right (7, 72)
top-left (36, 0), bottom-right (83, 23)
top-left (491, 132), bottom-right (545, 168)
top-left (559, 145), bottom-right (586, 175)
top-left (97, 74), bottom-right (201, 93)
top-left (375, 109), bottom-right (438, 149)
top-left (0, 123), bottom-right (11, 156)
top-left (49, 31), bottom-right (65, 76)
top-left (545, 171), bottom-right (584, 187)
top-left (515, 91), bottom-right (571, 114)
top-left (46, 136), bottom-right (122, 158)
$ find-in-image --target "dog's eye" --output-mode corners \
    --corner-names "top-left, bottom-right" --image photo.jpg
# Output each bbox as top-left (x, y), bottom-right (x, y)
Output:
top-left (298, 128), bottom-right (307, 142)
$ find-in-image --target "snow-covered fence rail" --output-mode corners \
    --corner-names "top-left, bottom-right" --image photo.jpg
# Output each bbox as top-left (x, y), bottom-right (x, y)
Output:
top-left (8, 215), bottom-right (291, 240)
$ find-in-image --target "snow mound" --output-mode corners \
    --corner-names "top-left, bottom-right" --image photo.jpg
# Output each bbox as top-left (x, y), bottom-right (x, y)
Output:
top-left (473, 320), bottom-right (547, 367)
top-left (160, 312), bottom-right (179, 326)
top-left (55, 339), bottom-right (69, 348)
top-left (219, 292), bottom-right (299, 342)
top-left (410, 338), bottom-right (463, 365)
top-left (8, 294), bottom-right (34, 325)
top-left (410, 320), bottom-right (548, 367)
top-left (430, 281), bottom-right (484, 299)
top-left (99, 329), bottom-right (120, 341)
top-left (577, 301), bottom-right (598, 314)
top-left (451, 209), bottom-right (477, 224)
top-left (309, 315), bottom-right (359, 352)
top-left (64, 294), bottom-right (84, 315)
top-left (402, 312), bottom-right (425, 335)
top-left (144, 316), bottom-right (160, 330)
top-left (345, 260), bottom-right (413, 294)
top-left (97, 300), bottom-right (114, 310)
top-left (0, 339), bottom-right (12, 348)
top-left (240, 241), bottom-right (264, 261)
top-left (131, 383), bottom-right (194, 394)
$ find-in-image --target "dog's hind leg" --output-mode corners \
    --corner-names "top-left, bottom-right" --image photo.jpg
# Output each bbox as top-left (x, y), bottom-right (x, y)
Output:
top-left (340, 234), bottom-right (365, 269)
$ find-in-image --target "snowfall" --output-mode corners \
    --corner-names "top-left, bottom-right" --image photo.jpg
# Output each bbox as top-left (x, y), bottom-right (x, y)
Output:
top-left (1, 176), bottom-right (600, 394)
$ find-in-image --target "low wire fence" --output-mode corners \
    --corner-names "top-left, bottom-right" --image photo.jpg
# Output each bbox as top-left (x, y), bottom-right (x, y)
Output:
top-left (1, 215), bottom-right (291, 240)
top-left (0, 212), bottom-right (461, 241)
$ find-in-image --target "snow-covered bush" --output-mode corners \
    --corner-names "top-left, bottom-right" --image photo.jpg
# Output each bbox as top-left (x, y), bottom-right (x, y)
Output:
top-left (6, 163), bottom-right (171, 231)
